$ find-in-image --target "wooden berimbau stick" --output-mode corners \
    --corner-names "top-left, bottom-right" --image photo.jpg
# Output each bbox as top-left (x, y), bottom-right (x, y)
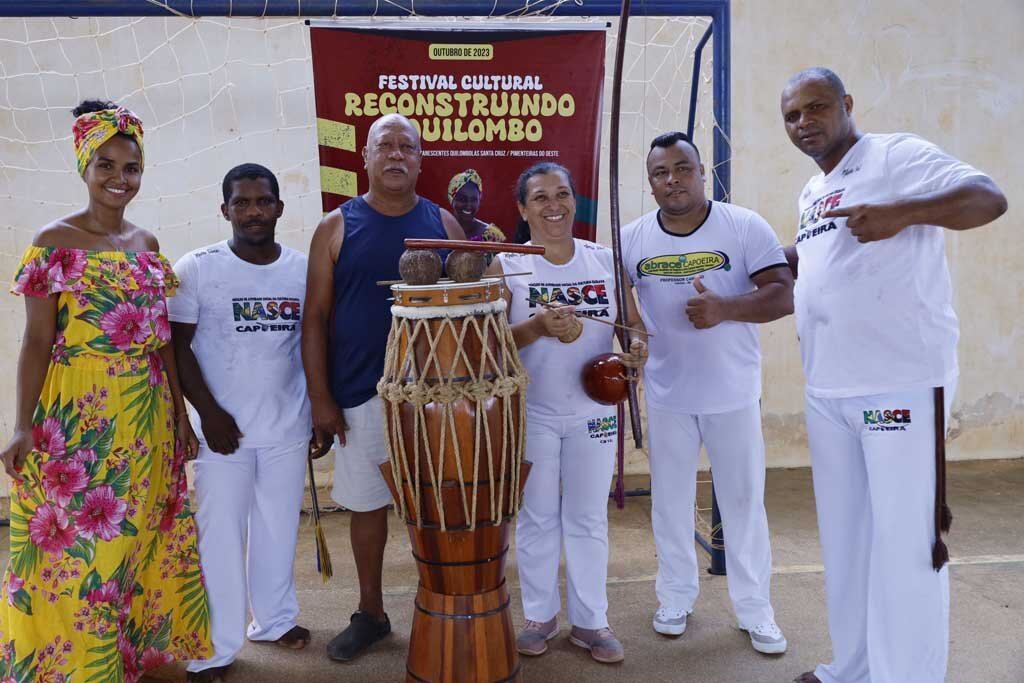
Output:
top-left (404, 238), bottom-right (545, 254)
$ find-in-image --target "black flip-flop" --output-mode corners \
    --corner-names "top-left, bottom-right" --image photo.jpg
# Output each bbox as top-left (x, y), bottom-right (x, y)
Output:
top-left (186, 665), bottom-right (230, 683)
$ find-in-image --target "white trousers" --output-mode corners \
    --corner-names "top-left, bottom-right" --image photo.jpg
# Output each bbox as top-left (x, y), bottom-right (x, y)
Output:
top-left (187, 438), bottom-right (308, 672)
top-left (648, 402), bottom-right (775, 627)
top-left (515, 411), bottom-right (617, 629)
top-left (808, 384), bottom-right (954, 683)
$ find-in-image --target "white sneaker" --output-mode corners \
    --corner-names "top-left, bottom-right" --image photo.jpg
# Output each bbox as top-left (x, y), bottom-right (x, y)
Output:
top-left (744, 621), bottom-right (787, 654)
top-left (652, 607), bottom-right (688, 635)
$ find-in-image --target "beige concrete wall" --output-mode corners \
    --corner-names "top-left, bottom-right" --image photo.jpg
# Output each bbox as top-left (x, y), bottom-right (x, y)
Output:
top-left (1, 3), bottom-right (1021, 496)
top-left (601, 2), bottom-right (1024, 474)
top-left (731, 0), bottom-right (1024, 468)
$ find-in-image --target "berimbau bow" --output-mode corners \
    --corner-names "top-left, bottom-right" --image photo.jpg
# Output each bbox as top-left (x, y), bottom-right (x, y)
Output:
top-left (608, 0), bottom-right (643, 506)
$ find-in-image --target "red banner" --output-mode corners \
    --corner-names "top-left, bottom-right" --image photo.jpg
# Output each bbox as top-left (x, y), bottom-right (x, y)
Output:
top-left (309, 24), bottom-right (606, 241)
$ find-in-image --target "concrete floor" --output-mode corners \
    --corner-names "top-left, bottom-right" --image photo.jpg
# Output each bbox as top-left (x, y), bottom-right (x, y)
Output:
top-left (5, 460), bottom-right (1024, 682)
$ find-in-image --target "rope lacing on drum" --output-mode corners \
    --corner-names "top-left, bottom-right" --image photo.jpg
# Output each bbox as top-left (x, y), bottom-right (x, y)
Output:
top-left (377, 308), bottom-right (528, 531)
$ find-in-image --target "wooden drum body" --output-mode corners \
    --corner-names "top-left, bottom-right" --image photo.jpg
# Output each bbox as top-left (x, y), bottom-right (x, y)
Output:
top-left (377, 279), bottom-right (530, 683)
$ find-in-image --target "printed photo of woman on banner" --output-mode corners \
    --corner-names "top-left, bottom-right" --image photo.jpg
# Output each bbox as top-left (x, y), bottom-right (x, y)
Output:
top-left (447, 168), bottom-right (506, 244)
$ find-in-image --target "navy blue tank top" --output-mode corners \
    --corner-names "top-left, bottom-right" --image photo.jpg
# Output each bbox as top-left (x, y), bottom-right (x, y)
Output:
top-left (330, 195), bottom-right (448, 408)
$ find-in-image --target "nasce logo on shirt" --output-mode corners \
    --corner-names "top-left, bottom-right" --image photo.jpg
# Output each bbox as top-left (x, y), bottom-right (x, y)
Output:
top-left (528, 282), bottom-right (612, 318)
top-left (233, 297), bottom-right (302, 332)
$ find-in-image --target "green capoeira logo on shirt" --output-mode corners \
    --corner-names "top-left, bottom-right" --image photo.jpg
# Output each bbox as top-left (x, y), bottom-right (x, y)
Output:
top-left (636, 251), bottom-right (731, 278)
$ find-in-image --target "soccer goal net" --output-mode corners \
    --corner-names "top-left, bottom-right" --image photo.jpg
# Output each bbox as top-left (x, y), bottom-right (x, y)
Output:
top-left (0, 2), bottom-right (730, 524)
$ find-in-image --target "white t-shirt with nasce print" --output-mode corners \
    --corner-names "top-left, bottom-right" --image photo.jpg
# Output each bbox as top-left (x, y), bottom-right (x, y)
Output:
top-left (622, 201), bottom-right (788, 415)
top-left (499, 239), bottom-right (617, 419)
top-left (167, 241), bottom-right (311, 448)
top-left (794, 133), bottom-right (988, 399)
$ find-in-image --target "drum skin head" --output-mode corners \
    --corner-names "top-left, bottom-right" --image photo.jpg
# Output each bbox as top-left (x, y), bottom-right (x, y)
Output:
top-left (391, 278), bottom-right (503, 307)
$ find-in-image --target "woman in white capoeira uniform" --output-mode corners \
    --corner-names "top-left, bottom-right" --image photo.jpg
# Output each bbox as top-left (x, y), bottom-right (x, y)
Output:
top-left (487, 162), bottom-right (647, 665)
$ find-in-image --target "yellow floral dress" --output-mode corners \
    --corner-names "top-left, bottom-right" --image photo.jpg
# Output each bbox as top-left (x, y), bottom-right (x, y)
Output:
top-left (2, 247), bottom-right (211, 683)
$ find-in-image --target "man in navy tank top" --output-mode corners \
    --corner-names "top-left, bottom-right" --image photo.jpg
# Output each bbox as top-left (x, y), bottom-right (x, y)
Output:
top-left (302, 114), bottom-right (464, 663)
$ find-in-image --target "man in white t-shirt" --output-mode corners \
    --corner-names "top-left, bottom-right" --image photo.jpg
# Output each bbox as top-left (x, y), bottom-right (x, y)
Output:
top-left (621, 132), bottom-right (794, 655)
top-left (780, 68), bottom-right (1007, 683)
top-left (169, 164), bottom-right (312, 683)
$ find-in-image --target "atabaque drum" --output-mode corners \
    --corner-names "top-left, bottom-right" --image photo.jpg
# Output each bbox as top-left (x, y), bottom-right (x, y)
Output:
top-left (377, 276), bottom-right (531, 683)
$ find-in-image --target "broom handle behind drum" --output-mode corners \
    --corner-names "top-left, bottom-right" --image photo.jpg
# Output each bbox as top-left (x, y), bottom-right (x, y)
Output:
top-left (404, 238), bottom-right (546, 255)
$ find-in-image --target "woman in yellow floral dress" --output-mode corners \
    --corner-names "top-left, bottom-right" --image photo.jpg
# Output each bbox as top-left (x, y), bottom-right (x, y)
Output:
top-left (0, 100), bottom-right (211, 682)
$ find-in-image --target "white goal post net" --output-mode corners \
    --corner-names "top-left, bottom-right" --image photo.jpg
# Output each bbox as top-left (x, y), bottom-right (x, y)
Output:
top-left (0, 2), bottom-right (727, 507)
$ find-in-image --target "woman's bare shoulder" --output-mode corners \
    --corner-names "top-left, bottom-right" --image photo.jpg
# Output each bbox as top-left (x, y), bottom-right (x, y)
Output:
top-left (32, 217), bottom-right (86, 248)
